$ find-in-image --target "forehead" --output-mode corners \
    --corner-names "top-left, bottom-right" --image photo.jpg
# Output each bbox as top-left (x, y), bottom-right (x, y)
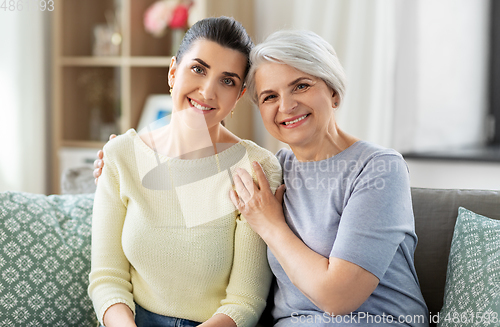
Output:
top-left (181, 39), bottom-right (247, 74)
top-left (254, 62), bottom-right (314, 89)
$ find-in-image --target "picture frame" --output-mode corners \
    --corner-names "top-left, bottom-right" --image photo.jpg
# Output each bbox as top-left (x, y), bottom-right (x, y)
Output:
top-left (137, 94), bottom-right (173, 132)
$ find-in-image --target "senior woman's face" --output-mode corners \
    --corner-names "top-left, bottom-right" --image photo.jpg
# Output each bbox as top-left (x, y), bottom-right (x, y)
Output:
top-left (255, 62), bottom-right (339, 148)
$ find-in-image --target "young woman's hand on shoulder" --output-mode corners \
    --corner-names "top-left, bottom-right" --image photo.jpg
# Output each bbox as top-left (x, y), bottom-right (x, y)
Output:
top-left (93, 134), bottom-right (116, 184)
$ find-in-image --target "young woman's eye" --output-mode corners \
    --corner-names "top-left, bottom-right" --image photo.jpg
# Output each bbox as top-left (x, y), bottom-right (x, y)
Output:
top-left (222, 78), bottom-right (235, 86)
top-left (192, 65), bottom-right (205, 74)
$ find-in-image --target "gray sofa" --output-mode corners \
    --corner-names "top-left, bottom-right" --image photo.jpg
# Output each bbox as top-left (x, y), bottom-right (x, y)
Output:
top-left (0, 186), bottom-right (498, 326)
top-left (411, 188), bottom-right (500, 325)
top-left (258, 188), bottom-right (500, 326)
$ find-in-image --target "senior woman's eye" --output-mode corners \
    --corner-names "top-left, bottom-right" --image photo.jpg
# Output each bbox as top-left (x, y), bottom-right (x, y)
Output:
top-left (262, 94), bottom-right (277, 103)
top-left (296, 83), bottom-right (310, 91)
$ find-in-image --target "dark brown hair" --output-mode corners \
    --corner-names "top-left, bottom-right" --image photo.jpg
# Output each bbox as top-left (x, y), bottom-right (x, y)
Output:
top-left (176, 16), bottom-right (254, 80)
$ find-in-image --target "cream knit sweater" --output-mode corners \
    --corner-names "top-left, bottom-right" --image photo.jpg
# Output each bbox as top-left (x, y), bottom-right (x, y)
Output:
top-left (88, 129), bottom-right (282, 327)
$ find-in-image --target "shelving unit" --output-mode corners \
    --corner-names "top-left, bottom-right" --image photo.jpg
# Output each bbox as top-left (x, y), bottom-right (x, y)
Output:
top-left (51, 0), bottom-right (255, 193)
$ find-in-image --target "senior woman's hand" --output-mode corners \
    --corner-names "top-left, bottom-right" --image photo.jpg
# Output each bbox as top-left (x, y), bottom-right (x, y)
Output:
top-left (231, 164), bottom-right (379, 316)
top-left (230, 161), bottom-right (287, 238)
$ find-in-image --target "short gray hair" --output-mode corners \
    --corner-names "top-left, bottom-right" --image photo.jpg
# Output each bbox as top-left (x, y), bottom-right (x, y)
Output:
top-left (247, 30), bottom-right (346, 105)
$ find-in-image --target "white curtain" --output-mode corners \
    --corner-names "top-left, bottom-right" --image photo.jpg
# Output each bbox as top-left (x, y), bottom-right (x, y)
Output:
top-left (0, 11), bottom-right (50, 193)
top-left (393, 0), bottom-right (490, 152)
top-left (253, 0), bottom-right (490, 154)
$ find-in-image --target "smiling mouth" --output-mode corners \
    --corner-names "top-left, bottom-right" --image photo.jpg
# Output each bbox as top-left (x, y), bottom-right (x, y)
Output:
top-left (281, 114), bottom-right (310, 125)
top-left (189, 98), bottom-right (214, 111)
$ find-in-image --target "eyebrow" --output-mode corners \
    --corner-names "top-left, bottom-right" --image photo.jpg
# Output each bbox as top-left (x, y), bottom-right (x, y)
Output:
top-left (258, 77), bottom-right (313, 100)
top-left (193, 58), bottom-right (242, 81)
top-left (194, 58), bottom-right (210, 69)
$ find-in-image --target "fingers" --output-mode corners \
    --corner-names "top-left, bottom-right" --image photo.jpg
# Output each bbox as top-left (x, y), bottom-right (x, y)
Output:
top-left (94, 140), bottom-right (111, 187)
top-left (94, 158), bottom-right (103, 170)
top-left (232, 164), bottom-right (273, 210)
top-left (233, 173), bottom-right (253, 202)
top-left (94, 150), bottom-right (103, 171)
top-left (229, 189), bottom-right (245, 210)
top-left (236, 167), bottom-right (258, 193)
top-left (93, 159), bottom-right (103, 179)
top-left (252, 161), bottom-right (271, 192)
top-left (93, 159), bottom-right (103, 180)
top-left (94, 149), bottom-right (105, 181)
top-left (275, 184), bottom-right (286, 204)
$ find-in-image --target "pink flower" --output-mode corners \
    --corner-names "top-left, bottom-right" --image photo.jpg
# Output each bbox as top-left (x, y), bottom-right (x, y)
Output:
top-left (169, 5), bottom-right (189, 29)
top-left (144, 0), bottom-right (178, 37)
top-left (144, 0), bottom-right (194, 37)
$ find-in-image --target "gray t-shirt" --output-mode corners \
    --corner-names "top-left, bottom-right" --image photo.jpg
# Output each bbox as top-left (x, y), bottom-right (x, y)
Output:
top-left (269, 141), bottom-right (429, 326)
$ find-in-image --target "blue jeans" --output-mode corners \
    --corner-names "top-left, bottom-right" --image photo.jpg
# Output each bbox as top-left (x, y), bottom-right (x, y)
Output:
top-left (135, 304), bottom-right (201, 327)
top-left (100, 304), bottom-right (201, 327)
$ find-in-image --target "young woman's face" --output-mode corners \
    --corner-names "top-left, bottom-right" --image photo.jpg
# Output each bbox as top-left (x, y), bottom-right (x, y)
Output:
top-left (168, 39), bottom-right (247, 130)
top-left (254, 62), bottom-right (339, 148)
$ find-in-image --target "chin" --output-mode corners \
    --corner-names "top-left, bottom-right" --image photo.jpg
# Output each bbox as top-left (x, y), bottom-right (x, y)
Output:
top-left (283, 134), bottom-right (313, 148)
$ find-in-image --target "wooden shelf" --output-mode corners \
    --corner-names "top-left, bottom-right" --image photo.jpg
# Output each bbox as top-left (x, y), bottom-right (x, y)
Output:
top-left (60, 56), bottom-right (172, 67)
top-left (62, 140), bottom-right (107, 148)
top-left (128, 57), bottom-right (173, 67)
top-left (60, 57), bottom-right (124, 66)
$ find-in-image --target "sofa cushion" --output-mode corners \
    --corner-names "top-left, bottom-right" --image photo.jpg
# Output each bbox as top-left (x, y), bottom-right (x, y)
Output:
top-left (411, 188), bottom-right (500, 318)
top-left (61, 167), bottom-right (97, 195)
top-left (0, 191), bottom-right (97, 326)
top-left (437, 207), bottom-right (500, 326)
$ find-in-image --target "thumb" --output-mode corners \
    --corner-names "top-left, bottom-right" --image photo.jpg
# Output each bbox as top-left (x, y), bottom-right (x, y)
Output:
top-left (274, 184), bottom-right (286, 204)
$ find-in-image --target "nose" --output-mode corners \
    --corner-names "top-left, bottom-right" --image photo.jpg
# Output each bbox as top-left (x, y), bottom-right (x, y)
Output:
top-left (199, 77), bottom-right (216, 100)
top-left (279, 95), bottom-right (298, 114)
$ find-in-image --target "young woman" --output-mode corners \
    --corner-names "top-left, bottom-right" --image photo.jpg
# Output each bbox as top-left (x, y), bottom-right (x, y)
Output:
top-left (230, 30), bottom-right (429, 326)
top-left (88, 17), bottom-right (282, 327)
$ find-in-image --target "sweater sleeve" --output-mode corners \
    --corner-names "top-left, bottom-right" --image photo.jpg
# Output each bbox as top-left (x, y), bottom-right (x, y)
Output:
top-left (88, 142), bottom-right (135, 325)
top-left (214, 152), bottom-right (283, 327)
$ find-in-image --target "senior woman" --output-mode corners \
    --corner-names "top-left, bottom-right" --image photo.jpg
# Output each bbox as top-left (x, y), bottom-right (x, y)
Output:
top-left (229, 30), bottom-right (429, 326)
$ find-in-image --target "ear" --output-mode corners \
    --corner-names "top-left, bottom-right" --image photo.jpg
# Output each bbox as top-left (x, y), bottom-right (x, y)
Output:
top-left (168, 56), bottom-right (177, 88)
top-left (331, 90), bottom-right (340, 109)
top-left (230, 88), bottom-right (246, 111)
